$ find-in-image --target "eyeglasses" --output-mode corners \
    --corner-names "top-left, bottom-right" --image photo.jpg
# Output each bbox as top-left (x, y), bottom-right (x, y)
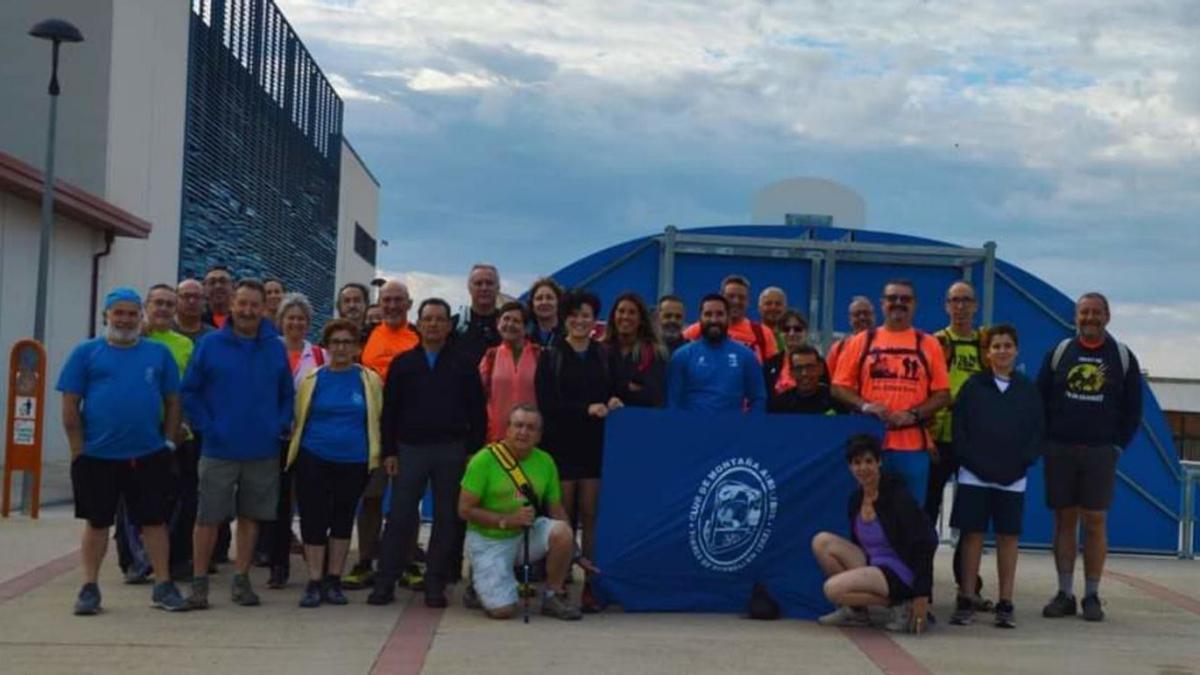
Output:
top-left (947, 296), bottom-right (975, 305)
top-left (782, 325), bottom-right (807, 333)
top-left (328, 338), bottom-right (357, 347)
top-left (883, 294), bottom-right (914, 304)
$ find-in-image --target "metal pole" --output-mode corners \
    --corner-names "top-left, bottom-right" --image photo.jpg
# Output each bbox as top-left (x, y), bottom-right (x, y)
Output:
top-left (981, 241), bottom-right (996, 326)
top-left (657, 225), bottom-right (677, 299)
top-left (26, 41), bottom-right (62, 514)
top-left (33, 41), bottom-right (61, 344)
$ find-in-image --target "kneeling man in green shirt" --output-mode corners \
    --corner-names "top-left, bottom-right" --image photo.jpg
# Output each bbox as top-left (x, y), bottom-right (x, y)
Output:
top-left (458, 404), bottom-right (598, 620)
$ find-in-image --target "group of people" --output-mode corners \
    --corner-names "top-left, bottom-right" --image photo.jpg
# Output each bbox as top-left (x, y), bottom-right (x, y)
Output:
top-left (58, 261), bottom-right (1143, 632)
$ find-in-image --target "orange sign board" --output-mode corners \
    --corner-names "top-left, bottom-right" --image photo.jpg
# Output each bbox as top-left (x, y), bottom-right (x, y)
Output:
top-left (4, 340), bottom-right (46, 518)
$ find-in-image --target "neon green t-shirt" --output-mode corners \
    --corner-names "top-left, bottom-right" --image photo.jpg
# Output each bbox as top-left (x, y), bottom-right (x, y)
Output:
top-left (147, 329), bottom-right (194, 379)
top-left (932, 327), bottom-right (982, 443)
top-left (461, 445), bottom-right (562, 540)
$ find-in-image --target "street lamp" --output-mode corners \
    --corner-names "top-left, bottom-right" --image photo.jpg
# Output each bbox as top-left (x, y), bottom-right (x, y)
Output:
top-left (29, 18), bottom-right (84, 344)
top-left (25, 19), bottom-right (82, 515)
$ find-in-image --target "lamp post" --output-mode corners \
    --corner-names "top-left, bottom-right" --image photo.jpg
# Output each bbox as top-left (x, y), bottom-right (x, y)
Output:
top-left (26, 19), bottom-right (83, 514)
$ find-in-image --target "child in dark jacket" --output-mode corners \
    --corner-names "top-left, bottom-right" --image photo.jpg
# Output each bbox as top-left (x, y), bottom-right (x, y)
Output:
top-left (948, 324), bottom-right (1043, 629)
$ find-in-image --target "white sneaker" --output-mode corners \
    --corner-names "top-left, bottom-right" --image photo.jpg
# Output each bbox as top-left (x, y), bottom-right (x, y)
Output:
top-left (818, 605), bottom-right (870, 626)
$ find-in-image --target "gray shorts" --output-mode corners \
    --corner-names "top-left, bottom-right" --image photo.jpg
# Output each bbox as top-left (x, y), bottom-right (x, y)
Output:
top-left (197, 456), bottom-right (279, 524)
top-left (466, 517), bottom-right (558, 610)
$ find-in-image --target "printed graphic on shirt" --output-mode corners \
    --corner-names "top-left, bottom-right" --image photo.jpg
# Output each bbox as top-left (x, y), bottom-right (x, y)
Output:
top-left (952, 350), bottom-right (980, 373)
top-left (865, 351), bottom-right (926, 390)
top-left (1066, 357), bottom-right (1106, 402)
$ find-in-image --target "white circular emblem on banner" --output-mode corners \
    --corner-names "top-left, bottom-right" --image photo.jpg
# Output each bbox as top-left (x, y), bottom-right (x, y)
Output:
top-left (688, 457), bottom-right (778, 573)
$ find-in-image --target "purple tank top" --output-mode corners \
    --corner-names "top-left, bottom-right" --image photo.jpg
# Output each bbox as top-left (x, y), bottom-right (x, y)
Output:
top-left (855, 515), bottom-right (914, 587)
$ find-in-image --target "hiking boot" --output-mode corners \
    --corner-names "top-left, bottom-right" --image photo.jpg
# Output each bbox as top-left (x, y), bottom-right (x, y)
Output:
top-left (267, 566), bottom-right (289, 590)
top-left (1081, 594), bottom-right (1105, 622)
top-left (580, 582), bottom-right (603, 614)
top-left (462, 583), bottom-right (483, 610)
top-left (322, 578), bottom-right (349, 605)
top-left (231, 573), bottom-right (261, 606)
top-left (73, 583), bottom-right (102, 616)
top-left (949, 595), bottom-right (974, 626)
top-left (186, 576), bottom-right (210, 610)
top-left (994, 600), bottom-right (1016, 628)
top-left (152, 581), bottom-right (190, 612)
top-left (366, 582), bottom-right (395, 606)
top-left (817, 605), bottom-right (870, 627)
top-left (299, 581), bottom-right (322, 608)
top-left (1042, 591), bottom-right (1077, 618)
top-left (342, 561), bottom-right (375, 590)
top-left (541, 591), bottom-right (582, 620)
top-left (123, 564), bottom-right (152, 585)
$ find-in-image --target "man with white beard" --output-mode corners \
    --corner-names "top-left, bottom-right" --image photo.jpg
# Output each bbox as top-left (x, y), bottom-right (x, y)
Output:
top-left (57, 287), bottom-right (188, 614)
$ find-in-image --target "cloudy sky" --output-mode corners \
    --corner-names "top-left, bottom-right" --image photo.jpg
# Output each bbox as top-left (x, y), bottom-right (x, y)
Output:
top-left (278, 0), bottom-right (1199, 376)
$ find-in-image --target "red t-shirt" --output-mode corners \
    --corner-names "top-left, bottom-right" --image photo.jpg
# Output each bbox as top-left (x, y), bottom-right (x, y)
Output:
top-left (833, 327), bottom-right (950, 450)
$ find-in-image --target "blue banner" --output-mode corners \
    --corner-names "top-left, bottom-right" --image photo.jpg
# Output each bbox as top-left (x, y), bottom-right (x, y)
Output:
top-left (593, 408), bottom-right (884, 619)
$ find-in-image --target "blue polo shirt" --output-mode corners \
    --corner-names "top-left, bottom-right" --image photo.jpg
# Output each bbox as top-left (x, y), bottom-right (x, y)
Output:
top-left (56, 337), bottom-right (179, 460)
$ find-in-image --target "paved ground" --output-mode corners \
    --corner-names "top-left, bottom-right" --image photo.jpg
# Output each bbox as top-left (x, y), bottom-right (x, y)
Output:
top-left (1, 506), bottom-right (1198, 675)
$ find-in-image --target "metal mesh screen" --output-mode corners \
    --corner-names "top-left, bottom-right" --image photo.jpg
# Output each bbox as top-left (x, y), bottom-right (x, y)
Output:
top-left (180, 0), bottom-right (343, 327)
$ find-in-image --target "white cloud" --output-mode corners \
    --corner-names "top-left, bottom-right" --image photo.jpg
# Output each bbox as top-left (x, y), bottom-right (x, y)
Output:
top-left (326, 72), bottom-right (383, 102)
top-left (1110, 302), bottom-right (1200, 378)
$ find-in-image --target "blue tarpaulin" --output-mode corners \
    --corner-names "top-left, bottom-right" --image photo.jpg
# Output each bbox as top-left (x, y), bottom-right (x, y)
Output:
top-left (593, 408), bottom-right (885, 618)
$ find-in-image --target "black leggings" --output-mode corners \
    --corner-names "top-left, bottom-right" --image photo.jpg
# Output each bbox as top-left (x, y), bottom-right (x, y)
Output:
top-left (294, 450), bottom-right (368, 546)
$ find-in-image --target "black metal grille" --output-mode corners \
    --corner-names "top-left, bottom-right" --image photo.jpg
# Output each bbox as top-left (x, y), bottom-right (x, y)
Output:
top-left (179, 0), bottom-right (343, 327)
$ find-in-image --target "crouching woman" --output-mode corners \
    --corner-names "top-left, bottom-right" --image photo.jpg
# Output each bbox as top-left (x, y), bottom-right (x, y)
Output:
top-left (812, 433), bottom-right (937, 634)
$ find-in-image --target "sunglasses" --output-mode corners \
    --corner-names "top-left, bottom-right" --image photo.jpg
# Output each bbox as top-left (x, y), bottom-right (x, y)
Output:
top-left (782, 325), bottom-right (807, 333)
top-left (883, 294), bottom-right (914, 304)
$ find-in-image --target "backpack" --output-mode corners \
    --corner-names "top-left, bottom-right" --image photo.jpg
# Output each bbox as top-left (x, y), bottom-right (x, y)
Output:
top-left (1050, 337), bottom-right (1130, 378)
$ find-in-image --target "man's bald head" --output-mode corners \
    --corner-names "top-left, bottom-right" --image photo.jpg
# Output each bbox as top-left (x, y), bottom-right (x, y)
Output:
top-left (758, 286), bottom-right (787, 327)
top-left (378, 280), bottom-right (413, 327)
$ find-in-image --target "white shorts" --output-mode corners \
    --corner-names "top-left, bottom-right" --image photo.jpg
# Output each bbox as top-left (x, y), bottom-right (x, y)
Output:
top-left (466, 517), bottom-right (558, 610)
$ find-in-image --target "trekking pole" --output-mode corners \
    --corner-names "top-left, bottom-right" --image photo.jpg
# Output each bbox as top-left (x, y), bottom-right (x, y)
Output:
top-left (522, 523), bottom-right (531, 624)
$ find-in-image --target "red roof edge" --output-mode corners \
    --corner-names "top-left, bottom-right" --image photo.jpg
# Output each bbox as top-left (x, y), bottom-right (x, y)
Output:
top-left (0, 151), bottom-right (152, 238)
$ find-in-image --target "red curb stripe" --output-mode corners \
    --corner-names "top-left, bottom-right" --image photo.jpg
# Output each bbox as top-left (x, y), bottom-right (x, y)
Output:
top-left (0, 549), bottom-right (80, 602)
top-left (371, 595), bottom-right (446, 675)
top-left (1108, 570), bottom-right (1200, 617)
top-left (840, 627), bottom-right (934, 675)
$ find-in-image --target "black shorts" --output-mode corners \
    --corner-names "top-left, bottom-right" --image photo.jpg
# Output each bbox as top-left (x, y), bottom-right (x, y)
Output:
top-left (878, 565), bottom-right (916, 604)
top-left (951, 484), bottom-right (1025, 536)
top-left (1043, 442), bottom-right (1118, 511)
top-left (71, 450), bottom-right (174, 529)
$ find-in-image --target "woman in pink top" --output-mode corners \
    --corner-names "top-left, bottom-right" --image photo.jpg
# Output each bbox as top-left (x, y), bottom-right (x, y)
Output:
top-left (480, 301), bottom-right (543, 443)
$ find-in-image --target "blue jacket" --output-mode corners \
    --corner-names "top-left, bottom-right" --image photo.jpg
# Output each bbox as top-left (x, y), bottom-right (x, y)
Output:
top-left (181, 320), bottom-right (294, 461)
top-left (667, 338), bottom-right (766, 413)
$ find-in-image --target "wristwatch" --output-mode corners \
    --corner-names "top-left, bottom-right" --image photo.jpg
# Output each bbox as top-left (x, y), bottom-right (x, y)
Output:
top-left (498, 517), bottom-right (507, 530)
top-left (908, 408), bottom-right (923, 424)
top-left (164, 440), bottom-right (177, 451)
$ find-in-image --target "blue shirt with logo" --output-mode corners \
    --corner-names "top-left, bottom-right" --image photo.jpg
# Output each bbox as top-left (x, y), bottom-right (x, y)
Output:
top-left (56, 338), bottom-right (179, 459)
top-left (300, 368), bottom-right (368, 463)
top-left (667, 338), bottom-right (766, 413)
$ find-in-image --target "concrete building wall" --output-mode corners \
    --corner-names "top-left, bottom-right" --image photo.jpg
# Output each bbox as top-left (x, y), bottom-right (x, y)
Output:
top-left (101, 0), bottom-right (190, 314)
top-left (0, 0), bottom-right (114, 196)
top-left (0, 193), bottom-right (104, 462)
top-left (336, 140), bottom-right (380, 303)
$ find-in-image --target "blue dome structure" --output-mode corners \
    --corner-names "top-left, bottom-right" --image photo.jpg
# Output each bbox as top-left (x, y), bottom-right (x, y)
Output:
top-left (547, 223), bottom-right (1193, 555)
